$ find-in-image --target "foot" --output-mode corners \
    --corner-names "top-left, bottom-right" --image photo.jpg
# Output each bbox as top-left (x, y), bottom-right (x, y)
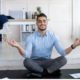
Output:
top-left (26, 72), bottom-right (42, 78)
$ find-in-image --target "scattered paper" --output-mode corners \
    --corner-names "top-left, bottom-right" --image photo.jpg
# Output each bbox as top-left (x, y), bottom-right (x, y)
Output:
top-left (70, 73), bottom-right (80, 78)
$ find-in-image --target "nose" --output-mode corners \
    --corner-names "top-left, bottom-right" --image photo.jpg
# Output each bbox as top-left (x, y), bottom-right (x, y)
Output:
top-left (41, 21), bottom-right (45, 25)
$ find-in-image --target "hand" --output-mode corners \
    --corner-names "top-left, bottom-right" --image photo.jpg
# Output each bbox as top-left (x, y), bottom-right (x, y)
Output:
top-left (73, 38), bottom-right (80, 48)
top-left (7, 40), bottom-right (19, 48)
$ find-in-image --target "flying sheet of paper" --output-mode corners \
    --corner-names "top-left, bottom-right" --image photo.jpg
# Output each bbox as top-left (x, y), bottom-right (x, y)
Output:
top-left (70, 73), bottom-right (80, 78)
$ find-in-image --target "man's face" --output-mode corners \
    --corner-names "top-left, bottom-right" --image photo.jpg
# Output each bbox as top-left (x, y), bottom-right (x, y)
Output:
top-left (36, 16), bottom-right (48, 31)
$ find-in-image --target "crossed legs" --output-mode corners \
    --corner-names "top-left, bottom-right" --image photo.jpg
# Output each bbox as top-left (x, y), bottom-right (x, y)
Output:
top-left (23, 56), bottom-right (67, 74)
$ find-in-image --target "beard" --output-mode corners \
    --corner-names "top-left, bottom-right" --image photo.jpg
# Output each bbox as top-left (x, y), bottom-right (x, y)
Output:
top-left (38, 27), bottom-right (46, 31)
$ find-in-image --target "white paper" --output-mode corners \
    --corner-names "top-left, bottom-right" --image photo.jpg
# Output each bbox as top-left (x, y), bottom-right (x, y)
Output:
top-left (70, 73), bottom-right (80, 78)
top-left (1, 77), bottom-right (10, 80)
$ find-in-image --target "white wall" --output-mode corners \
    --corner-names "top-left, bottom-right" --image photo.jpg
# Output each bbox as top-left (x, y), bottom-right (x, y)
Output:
top-left (1, 0), bottom-right (27, 14)
top-left (72, 0), bottom-right (80, 39)
top-left (48, 0), bottom-right (72, 40)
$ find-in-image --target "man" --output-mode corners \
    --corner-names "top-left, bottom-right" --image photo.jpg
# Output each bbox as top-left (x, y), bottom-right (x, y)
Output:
top-left (8, 13), bottom-right (80, 77)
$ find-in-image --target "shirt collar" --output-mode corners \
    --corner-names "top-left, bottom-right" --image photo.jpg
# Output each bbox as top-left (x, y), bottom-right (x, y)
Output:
top-left (36, 31), bottom-right (48, 37)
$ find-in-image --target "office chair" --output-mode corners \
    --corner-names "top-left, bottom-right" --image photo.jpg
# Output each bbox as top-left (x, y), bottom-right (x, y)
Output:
top-left (0, 15), bottom-right (8, 29)
top-left (0, 15), bottom-right (9, 42)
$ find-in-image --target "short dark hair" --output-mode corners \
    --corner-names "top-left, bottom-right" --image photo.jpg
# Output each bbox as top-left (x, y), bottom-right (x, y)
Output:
top-left (37, 13), bottom-right (47, 20)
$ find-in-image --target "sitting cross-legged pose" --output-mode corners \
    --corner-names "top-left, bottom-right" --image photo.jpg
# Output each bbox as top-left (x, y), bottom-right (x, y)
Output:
top-left (8, 13), bottom-right (80, 77)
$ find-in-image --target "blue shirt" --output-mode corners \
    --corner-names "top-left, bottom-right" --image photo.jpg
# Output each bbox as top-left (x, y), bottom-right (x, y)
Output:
top-left (24, 31), bottom-right (66, 59)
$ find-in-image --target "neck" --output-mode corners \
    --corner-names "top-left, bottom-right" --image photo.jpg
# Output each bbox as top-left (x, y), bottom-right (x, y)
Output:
top-left (38, 29), bottom-right (46, 36)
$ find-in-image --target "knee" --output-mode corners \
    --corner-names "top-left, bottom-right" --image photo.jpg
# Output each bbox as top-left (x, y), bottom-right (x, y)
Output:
top-left (61, 56), bottom-right (67, 66)
top-left (56, 56), bottom-right (67, 66)
top-left (23, 58), bottom-right (30, 67)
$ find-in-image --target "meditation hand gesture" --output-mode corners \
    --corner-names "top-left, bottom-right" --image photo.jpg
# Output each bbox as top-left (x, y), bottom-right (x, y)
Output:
top-left (72, 38), bottom-right (80, 48)
top-left (7, 40), bottom-right (19, 48)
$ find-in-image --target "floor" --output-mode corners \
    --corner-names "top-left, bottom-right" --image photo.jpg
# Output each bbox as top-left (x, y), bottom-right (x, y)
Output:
top-left (0, 69), bottom-right (79, 79)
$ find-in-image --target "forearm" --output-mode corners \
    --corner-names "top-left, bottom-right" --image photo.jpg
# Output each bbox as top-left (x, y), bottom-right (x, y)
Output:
top-left (16, 45), bottom-right (25, 57)
top-left (65, 46), bottom-right (73, 55)
top-left (65, 44), bottom-right (76, 55)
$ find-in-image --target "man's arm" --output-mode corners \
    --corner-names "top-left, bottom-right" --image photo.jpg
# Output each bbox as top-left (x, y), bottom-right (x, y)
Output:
top-left (65, 39), bottom-right (80, 55)
top-left (7, 40), bottom-right (25, 57)
top-left (15, 44), bottom-right (25, 56)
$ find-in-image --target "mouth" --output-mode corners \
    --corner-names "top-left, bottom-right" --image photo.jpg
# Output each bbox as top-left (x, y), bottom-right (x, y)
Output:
top-left (38, 26), bottom-right (46, 31)
top-left (40, 25), bottom-right (46, 28)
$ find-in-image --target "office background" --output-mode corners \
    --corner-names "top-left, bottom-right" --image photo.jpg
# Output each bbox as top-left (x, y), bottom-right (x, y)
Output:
top-left (0, 0), bottom-right (80, 70)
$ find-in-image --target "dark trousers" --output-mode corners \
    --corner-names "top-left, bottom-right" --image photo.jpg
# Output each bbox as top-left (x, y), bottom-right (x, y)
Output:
top-left (23, 56), bottom-right (67, 74)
